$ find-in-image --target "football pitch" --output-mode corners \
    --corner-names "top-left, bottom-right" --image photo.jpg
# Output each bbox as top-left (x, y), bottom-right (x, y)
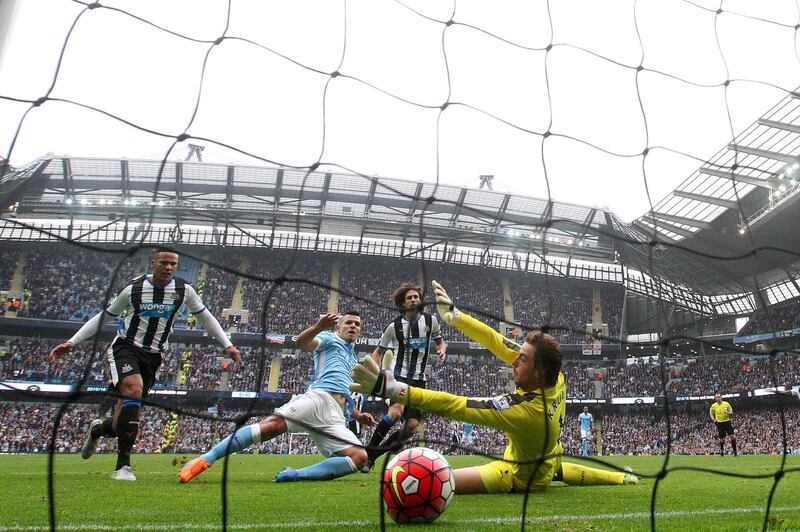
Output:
top-left (1, 454), bottom-right (799, 531)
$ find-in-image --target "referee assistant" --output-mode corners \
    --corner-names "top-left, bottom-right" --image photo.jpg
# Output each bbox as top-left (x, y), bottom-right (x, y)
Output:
top-left (710, 393), bottom-right (737, 457)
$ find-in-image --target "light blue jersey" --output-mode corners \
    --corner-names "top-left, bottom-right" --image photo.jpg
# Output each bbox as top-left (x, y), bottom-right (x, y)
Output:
top-left (307, 331), bottom-right (357, 396)
top-left (579, 412), bottom-right (593, 432)
top-left (463, 422), bottom-right (473, 438)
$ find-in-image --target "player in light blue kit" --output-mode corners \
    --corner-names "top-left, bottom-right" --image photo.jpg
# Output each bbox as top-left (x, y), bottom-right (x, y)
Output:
top-left (462, 421), bottom-right (474, 447)
top-left (180, 311), bottom-right (377, 483)
top-left (578, 406), bottom-right (594, 457)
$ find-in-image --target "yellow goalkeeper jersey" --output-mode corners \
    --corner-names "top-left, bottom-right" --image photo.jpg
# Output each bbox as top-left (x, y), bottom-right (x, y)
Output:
top-left (407, 312), bottom-right (565, 492)
top-left (710, 401), bottom-right (732, 422)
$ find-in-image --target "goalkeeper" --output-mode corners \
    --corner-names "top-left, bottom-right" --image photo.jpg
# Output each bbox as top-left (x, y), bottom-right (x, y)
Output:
top-left (351, 281), bottom-right (637, 494)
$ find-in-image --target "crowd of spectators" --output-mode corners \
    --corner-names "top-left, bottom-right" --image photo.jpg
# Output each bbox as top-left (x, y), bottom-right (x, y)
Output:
top-left (426, 262), bottom-right (505, 343)
top-left (737, 297), bottom-right (800, 337)
top-left (3, 400), bottom-right (799, 456)
top-left (200, 250), bottom-right (239, 321)
top-left (336, 256), bottom-right (415, 338)
top-left (19, 246), bottom-right (142, 321)
top-left (5, 244), bottom-right (800, 351)
top-left (237, 251), bottom-right (331, 334)
top-left (426, 356), bottom-right (511, 397)
top-left (0, 244), bottom-right (631, 347)
top-left (563, 361), bottom-right (595, 398)
top-left (670, 353), bottom-right (800, 396)
top-left (276, 355), bottom-right (314, 394)
top-left (0, 337), bottom-right (279, 392)
top-left (601, 358), bottom-right (665, 398)
top-left (0, 249), bottom-right (19, 291)
top-left (3, 335), bottom-right (800, 400)
top-left (508, 273), bottom-right (623, 345)
top-left (564, 407), bottom-right (800, 456)
top-left (0, 402), bottom-right (168, 454)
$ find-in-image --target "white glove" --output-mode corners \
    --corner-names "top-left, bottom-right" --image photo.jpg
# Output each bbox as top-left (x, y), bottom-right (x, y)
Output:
top-left (381, 349), bottom-right (394, 371)
top-left (431, 280), bottom-right (460, 325)
top-left (350, 356), bottom-right (409, 404)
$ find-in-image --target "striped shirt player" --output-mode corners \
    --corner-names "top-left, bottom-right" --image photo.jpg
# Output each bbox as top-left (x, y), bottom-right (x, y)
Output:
top-left (380, 312), bottom-right (444, 381)
top-left (49, 250), bottom-right (240, 481)
top-left (363, 282), bottom-right (447, 471)
top-left (348, 392), bottom-right (365, 436)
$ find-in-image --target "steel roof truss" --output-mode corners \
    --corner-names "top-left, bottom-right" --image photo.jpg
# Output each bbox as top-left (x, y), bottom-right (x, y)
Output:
top-left (699, 167), bottom-right (776, 190)
top-left (672, 190), bottom-right (738, 210)
top-left (650, 212), bottom-right (712, 230)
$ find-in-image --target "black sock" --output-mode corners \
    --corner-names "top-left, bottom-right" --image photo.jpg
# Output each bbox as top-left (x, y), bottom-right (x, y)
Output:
top-left (115, 402), bottom-right (140, 470)
top-left (389, 426), bottom-right (412, 450)
top-left (731, 439), bottom-right (737, 455)
top-left (367, 416), bottom-right (396, 461)
top-left (92, 417), bottom-right (115, 438)
top-left (720, 442), bottom-right (725, 456)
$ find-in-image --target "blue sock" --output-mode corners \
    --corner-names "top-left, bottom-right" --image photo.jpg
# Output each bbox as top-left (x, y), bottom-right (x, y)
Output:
top-left (201, 424), bottom-right (260, 465)
top-left (294, 456), bottom-right (356, 480)
top-left (582, 439), bottom-right (590, 456)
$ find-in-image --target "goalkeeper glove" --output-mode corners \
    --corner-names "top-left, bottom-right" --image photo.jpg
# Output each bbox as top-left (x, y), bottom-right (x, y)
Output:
top-left (381, 349), bottom-right (394, 371)
top-left (350, 356), bottom-right (409, 404)
top-left (431, 280), bottom-right (461, 325)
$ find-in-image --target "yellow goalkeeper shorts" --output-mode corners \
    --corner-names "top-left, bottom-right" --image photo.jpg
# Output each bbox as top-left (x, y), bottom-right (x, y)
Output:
top-left (476, 460), bottom-right (515, 494)
top-left (477, 456), bottom-right (562, 494)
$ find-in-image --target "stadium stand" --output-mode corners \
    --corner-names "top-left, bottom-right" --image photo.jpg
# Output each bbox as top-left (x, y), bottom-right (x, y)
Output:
top-left (3, 402), bottom-right (798, 456)
top-left (19, 246), bottom-right (142, 321)
top-left (2, 335), bottom-right (799, 398)
top-left (0, 244), bottom-right (623, 343)
top-left (0, 249), bottom-right (19, 292)
top-left (737, 297), bottom-right (800, 337)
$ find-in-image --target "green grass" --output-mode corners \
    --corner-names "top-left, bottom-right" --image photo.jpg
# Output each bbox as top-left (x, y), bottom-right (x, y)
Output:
top-left (1, 454), bottom-right (799, 531)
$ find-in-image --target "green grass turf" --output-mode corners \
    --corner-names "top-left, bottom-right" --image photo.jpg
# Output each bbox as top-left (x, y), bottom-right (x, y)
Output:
top-left (1, 454), bottom-right (799, 531)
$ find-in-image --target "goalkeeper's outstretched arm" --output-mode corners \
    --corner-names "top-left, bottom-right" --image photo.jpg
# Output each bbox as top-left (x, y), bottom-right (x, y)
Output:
top-left (350, 355), bottom-right (526, 432)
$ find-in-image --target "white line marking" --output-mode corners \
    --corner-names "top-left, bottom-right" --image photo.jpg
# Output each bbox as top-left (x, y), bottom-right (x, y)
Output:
top-left (2, 505), bottom-right (800, 530)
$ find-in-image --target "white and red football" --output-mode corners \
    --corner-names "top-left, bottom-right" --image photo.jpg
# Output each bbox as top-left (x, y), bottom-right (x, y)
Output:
top-left (381, 447), bottom-right (455, 524)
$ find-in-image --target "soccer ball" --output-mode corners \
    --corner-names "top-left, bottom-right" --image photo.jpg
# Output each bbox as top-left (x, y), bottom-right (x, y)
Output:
top-left (382, 447), bottom-right (455, 524)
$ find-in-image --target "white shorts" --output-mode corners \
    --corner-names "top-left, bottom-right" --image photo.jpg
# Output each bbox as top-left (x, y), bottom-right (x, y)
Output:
top-left (580, 429), bottom-right (592, 440)
top-left (275, 389), bottom-right (362, 458)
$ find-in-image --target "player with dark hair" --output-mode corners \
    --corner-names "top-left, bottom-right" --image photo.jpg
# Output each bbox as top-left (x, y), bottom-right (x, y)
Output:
top-left (710, 393), bottom-right (737, 457)
top-left (49, 250), bottom-right (241, 481)
top-left (180, 311), bottom-right (377, 483)
top-left (362, 282), bottom-right (446, 471)
top-left (351, 281), bottom-right (637, 494)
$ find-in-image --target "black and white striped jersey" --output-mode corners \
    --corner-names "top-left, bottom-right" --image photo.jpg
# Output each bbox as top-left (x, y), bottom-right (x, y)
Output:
top-left (379, 312), bottom-right (442, 381)
top-left (104, 275), bottom-right (205, 353)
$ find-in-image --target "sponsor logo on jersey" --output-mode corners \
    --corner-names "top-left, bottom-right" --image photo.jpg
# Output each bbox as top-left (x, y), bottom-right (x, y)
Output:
top-left (405, 336), bottom-right (429, 350)
top-left (137, 302), bottom-right (177, 318)
top-left (121, 363), bottom-right (134, 373)
top-left (491, 396), bottom-right (511, 411)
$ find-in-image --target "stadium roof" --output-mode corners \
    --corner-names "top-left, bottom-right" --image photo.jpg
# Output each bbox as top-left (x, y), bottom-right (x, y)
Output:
top-left (0, 155), bottom-right (621, 264)
top-left (623, 90), bottom-right (800, 296)
top-left (1, 93), bottom-right (799, 301)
